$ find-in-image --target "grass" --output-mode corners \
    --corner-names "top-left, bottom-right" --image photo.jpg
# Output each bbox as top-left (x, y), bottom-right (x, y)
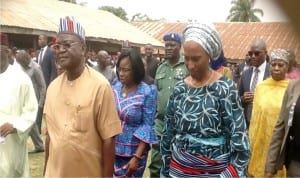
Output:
top-left (28, 136), bottom-right (45, 178)
top-left (28, 136), bottom-right (151, 177)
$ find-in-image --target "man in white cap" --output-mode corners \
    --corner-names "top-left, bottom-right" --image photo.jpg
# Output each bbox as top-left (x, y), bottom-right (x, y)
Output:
top-left (43, 16), bottom-right (121, 177)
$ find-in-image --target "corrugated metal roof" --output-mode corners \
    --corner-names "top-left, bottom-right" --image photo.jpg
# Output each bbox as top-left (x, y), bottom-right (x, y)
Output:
top-left (132, 21), bottom-right (300, 63)
top-left (0, 0), bottom-right (163, 47)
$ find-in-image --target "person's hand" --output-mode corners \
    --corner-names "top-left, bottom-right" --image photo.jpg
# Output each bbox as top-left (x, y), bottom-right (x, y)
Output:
top-left (264, 172), bottom-right (274, 178)
top-left (0, 123), bottom-right (15, 137)
top-left (242, 91), bottom-right (254, 104)
top-left (123, 156), bottom-right (140, 177)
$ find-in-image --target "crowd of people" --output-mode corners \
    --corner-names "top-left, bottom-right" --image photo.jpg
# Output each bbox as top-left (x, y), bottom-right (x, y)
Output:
top-left (1, 15), bottom-right (300, 178)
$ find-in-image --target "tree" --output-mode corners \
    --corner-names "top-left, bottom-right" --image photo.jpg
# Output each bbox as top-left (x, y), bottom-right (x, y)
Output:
top-left (99, 6), bottom-right (128, 21)
top-left (59, 0), bottom-right (76, 3)
top-left (131, 13), bottom-right (151, 22)
top-left (130, 13), bottom-right (167, 22)
top-left (226, 0), bottom-right (263, 22)
top-left (78, 1), bottom-right (87, 6)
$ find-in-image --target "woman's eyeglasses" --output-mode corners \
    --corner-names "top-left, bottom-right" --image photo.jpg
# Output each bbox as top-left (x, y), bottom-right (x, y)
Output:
top-left (248, 51), bottom-right (263, 57)
top-left (117, 68), bottom-right (132, 73)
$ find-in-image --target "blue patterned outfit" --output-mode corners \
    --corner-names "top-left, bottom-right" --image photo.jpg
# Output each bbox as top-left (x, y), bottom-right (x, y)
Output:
top-left (113, 81), bottom-right (158, 177)
top-left (160, 77), bottom-right (250, 177)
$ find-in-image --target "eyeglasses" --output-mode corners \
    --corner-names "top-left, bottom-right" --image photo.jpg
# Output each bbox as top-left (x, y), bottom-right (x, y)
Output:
top-left (117, 67), bottom-right (132, 73)
top-left (53, 41), bottom-right (80, 50)
top-left (248, 51), bottom-right (263, 57)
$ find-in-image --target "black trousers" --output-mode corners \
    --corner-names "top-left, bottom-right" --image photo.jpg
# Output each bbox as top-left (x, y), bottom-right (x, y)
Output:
top-left (36, 106), bottom-right (44, 134)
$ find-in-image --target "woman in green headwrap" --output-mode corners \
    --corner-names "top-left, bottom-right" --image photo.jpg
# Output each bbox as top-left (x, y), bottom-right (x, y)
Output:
top-left (160, 22), bottom-right (250, 178)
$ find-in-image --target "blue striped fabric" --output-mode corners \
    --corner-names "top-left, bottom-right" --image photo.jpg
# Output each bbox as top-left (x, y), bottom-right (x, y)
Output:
top-left (58, 16), bottom-right (85, 41)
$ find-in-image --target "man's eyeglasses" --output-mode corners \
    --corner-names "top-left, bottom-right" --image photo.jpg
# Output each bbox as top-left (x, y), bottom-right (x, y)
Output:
top-left (248, 51), bottom-right (263, 57)
top-left (53, 41), bottom-right (80, 50)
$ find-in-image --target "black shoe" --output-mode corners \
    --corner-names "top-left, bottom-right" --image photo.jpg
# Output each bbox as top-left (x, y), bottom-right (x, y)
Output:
top-left (29, 149), bottom-right (44, 154)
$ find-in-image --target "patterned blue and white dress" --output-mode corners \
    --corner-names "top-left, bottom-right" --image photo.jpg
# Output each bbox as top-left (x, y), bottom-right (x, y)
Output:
top-left (113, 81), bottom-right (158, 178)
top-left (160, 76), bottom-right (250, 178)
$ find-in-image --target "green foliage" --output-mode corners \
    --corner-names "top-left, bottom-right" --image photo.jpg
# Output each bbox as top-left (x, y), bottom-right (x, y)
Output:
top-left (99, 6), bottom-right (128, 21)
top-left (227, 0), bottom-right (263, 22)
top-left (131, 13), bottom-right (166, 22)
top-left (59, 0), bottom-right (76, 3)
top-left (131, 13), bottom-right (151, 22)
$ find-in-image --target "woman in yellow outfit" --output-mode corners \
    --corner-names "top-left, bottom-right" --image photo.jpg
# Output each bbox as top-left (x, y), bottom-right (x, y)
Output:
top-left (248, 48), bottom-right (290, 177)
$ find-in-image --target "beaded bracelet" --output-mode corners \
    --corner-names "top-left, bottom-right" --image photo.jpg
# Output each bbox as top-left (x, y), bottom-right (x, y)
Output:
top-left (133, 154), bottom-right (142, 160)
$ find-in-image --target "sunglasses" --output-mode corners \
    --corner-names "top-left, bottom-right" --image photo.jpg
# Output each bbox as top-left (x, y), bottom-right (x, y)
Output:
top-left (248, 51), bottom-right (263, 57)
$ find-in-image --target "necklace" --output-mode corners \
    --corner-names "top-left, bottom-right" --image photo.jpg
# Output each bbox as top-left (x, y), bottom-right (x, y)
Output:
top-left (122, 85), bottom-right (137, 98)
top-left (189, 69), bottom-right (214, 87)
